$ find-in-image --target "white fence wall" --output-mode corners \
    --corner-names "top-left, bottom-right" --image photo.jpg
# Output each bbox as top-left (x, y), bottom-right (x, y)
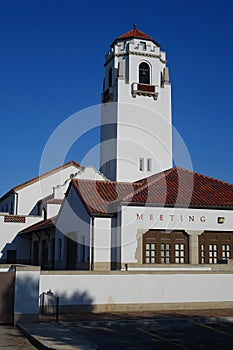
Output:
top-left (40, 272), bottom-right (233, 310)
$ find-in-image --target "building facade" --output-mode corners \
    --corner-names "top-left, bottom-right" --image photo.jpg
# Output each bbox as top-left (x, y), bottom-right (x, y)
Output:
top-left (0, 162), bottom-right (106, 265)
top-left (52, 167), bottom-right (233, 270)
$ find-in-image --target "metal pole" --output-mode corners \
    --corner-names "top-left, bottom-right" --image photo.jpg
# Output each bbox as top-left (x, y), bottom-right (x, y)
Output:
top-left (41, 293), bottom-right (44, 314)
top-left (55, 296), bottom-right (59, 322)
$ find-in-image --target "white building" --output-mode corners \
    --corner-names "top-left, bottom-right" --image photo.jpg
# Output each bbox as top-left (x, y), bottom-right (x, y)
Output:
top-left (50, 167), bottom-right (233, 270)
top-left (2, 27), bottom-right (233, 273)
top-left (0, 161), bottom-right (106, 265)
top-left (26, 27), bottom-right (233, 271)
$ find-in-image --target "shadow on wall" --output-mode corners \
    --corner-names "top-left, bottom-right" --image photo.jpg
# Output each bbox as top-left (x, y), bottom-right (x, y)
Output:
top-left (14, 273), bottom-right (40, 324)
top-left (1, 236), bottom-right (31, 264)
top-left (39, 288), bottom-right (94, 317)
top-left (0, 270), bottom-right (15, 324)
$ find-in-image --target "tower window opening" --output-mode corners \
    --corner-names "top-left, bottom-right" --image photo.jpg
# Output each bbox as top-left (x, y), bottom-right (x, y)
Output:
top-left (108, 68), bottom-right (112, 87)
top-left (140, 41), bottom-right (146, 50)
top-left (139, 62), bottom-right (150, 84)
top-left (139, 158), bottom-right (144, 171)
top-left (147, 158), bottom-right (152, 172)
top-left (160, 71), bottom-right (163, 87)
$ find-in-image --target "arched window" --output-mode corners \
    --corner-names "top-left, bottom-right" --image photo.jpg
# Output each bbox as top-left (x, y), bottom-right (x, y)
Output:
top-left (108, 68), bottom-right (112, 87)
top-left (139, 62), bottom-right (150, 84)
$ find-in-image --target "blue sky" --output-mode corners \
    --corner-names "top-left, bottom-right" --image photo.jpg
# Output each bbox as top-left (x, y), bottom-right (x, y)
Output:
top-left (0, 0), bottom-right (233, 195)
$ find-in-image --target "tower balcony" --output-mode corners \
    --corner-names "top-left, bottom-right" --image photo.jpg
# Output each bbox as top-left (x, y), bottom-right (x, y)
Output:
top-left (132, 83), bottom-right (159, 100)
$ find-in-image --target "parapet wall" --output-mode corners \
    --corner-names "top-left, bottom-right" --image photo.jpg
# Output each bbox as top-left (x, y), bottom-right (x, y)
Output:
top-left (40, 268), bottom-right (233, 313)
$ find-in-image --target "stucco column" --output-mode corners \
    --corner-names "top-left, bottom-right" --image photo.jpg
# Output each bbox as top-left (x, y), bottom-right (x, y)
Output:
top-left (135, 229), bottom-right (147, 265)
top-left (185, 230), bottom-right (204, 264)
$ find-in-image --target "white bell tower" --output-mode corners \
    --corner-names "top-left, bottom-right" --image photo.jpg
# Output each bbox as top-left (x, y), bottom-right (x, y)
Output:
top-left (100, 26), bottom-right (173, 182)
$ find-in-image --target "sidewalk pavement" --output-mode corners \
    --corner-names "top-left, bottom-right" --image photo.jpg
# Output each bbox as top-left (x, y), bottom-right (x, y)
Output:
top-left (0, 325), bottom-right (36, 350)
top-left (18, 322), bottom-right (97, 350)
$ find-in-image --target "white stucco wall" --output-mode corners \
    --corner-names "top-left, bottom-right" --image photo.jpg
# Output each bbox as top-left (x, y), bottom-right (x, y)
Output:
top-left (121, 206), bottom-right (233, 264)
top-left (17, 164), bottom-right (80, 215)
top-left (0, 214), bottom-right (42, 260)
top-left (14, 269), bottom-right (40, 315)
top-left (0, 193), bottom-right (15, 214)
top-left (40, 272), bottom-right (233, 306)
top-left (55, 186), bottom-right (91, 268)
top-left (93, 217), bottom-right (111, 263)
top-left (46, 203), bottom-right (61, 219)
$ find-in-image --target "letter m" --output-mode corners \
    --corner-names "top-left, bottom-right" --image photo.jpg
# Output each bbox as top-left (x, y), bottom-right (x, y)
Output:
top-left (136, 213), bottom-right (143, 220)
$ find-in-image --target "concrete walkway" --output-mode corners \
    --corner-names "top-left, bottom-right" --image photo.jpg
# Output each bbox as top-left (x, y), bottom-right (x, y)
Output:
top-left (0, 325), bottom-right (36, 350)
top-left (18, 322), bottom-right (97, 350)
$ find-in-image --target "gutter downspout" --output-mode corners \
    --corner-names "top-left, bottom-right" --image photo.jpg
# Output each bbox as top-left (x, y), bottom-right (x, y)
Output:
top-left (15, 192), bottom-right (19, 215)
top-left (90, 217), bottom-right (94, 271)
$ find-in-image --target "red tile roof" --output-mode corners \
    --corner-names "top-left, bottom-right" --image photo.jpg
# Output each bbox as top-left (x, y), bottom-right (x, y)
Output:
top-left (47, 198), bottom-right (63, 204)
top-left (20, 216), bottom-right (56, 235)
top-left (0, 160), bottom-right (82, 200)
top-left (72, 167), bottom-right (233, 216)
top-left (118, 27), bottom-right (152, 40)
top-left (112, 25), bottom-right (160, 47)
top-left (72, 179), bottom-right (142, 216)
top-left (131, 167), bottom-right (233, 208)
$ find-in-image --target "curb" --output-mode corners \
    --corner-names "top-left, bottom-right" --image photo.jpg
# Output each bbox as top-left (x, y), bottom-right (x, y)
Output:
top-left (17, 324), bottom-right (48, 350)
top-left (61, 315), bottom-right (233, 328)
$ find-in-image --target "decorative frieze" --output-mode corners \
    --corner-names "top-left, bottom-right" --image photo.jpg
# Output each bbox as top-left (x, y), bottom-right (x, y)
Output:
top-left (4, 215), bottom-right (26, 223)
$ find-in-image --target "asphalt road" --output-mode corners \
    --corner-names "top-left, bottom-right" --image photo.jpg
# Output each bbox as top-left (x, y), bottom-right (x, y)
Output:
top-left (63, 318), bottom-right (233, 349)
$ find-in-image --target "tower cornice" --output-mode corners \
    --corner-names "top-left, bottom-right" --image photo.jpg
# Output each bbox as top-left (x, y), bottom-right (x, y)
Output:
top-left (104, 51), bottom-right (166, 67)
